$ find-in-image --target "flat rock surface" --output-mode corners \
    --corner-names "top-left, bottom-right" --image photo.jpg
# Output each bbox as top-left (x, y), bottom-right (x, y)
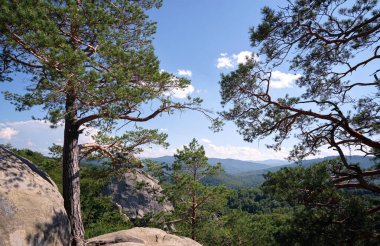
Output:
top-left (0, 147), bottom-right (70, 246)
top-left (87, 227), bottom-right (202, 246)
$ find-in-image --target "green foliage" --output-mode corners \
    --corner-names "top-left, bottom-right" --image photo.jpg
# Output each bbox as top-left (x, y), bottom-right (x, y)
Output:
top-left (262, 162), bottom-right (380, 245)
top-left (262, 161), bottom-right (336, 206)
top-left (227, 188), bottom-right (285, 214)
top-left (145, 159), bottom-right (170, 183)
top-left (48, 144), bottom-right (64, 160)
top-left (87, 127), bottom-right (170, 168)
top-left (166, 139), bottom-right (230, 240)
top-left (196, 210), bottom-right (290, 246)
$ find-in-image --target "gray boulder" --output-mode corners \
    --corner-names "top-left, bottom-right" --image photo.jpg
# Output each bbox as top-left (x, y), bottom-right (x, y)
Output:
top-left (87, 227), bottom-right (202, 246)
top-left (103, 169), bottom-right (173, 219)
top-left (0, 147), bottom-right (70, 246)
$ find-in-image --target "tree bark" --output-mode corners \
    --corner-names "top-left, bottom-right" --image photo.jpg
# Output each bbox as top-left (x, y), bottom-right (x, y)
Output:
top-left (191, 193), bottom-right (196, 240)
top-left (62, 92), bottom-right (85, 245)
top-left (191, 160), bottom-right (197, 240)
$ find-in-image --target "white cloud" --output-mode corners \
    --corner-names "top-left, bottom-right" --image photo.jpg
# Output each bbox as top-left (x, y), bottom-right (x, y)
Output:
top-left (270, 70), bottom-right (301, 89)
top-left (165, 84), bottom-right (195, 99)
top-left (0, 120), bottom-right (62, 154)
top-left (159, 128), bottom-right (168, 132)
top-left (0, 127), bottom-right (18, 140)
top-left (201, 138), bottom-right (212, 144)
top-left (216, 51), bottom-right (258, 69)
top-left (216, 56), bottom-right (233, 69)
top-left (79, 127), bottom-right (99, 144)
top-left (177, 69), bottom-right (192, 77)
top-left (139, 147), bottom-right (176, 158)
top-left (204, 143), bottom-right (289, 161)
top-left (233, 51), bottom-right (254, 65)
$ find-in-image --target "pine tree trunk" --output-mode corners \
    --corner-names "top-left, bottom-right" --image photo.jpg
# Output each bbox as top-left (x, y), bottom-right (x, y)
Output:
top-left (62, 92), bottom-right (85, 246)
top-left (191, 163), bottom-right (197, 241)
top-left (191, 193), bottom-right (196, 240)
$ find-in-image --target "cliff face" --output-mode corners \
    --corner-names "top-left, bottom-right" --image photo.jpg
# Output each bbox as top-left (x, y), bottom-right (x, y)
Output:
top-left (103, 169), bottom-right (174, 219)
top-left (0, 147), bottom-right (70, 246)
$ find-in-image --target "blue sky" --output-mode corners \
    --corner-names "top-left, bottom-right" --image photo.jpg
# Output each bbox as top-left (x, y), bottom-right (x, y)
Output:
top-left (0, 1), bottom-right (366, 160)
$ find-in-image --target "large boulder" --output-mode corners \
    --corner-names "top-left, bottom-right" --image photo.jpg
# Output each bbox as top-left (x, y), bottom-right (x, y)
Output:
top-left (103, 169), bottom-right (173, 219)
top-left (87, 227), bottom-right (202, 246)
top-left (0, 147), bottom-right (70, 246)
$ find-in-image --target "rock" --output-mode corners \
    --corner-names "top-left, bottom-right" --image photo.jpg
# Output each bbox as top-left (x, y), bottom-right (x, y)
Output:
top-left (0, 147), bottom-right (70, 246)
top-left (87, 227), bottom-right (202, 246)
top-left (103, 170), bottom-right (174, 219)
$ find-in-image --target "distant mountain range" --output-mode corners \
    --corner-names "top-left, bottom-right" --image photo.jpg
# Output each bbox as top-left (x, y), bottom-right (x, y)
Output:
top-left (149, 156), bottom-right (271, 174)
top-left (253, 159), bottom-right (289, 166)
top-left (148, 155), bottom-right (378, 188)
top-left (148, 155), bottom-right (376, 175)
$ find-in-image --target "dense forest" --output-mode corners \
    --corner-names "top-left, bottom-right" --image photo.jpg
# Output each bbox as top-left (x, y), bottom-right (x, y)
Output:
top-left (1, 0), bottom-right (380, 245)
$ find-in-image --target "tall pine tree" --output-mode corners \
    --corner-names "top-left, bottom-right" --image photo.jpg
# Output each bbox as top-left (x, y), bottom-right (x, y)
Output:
top-left (0, 1), bottom-right (204, 244)
top-left (171, 139), bottom-right (228, 240)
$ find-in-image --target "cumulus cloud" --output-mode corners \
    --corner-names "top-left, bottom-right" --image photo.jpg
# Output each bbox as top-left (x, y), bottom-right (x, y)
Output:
top-left (138, 147), bottom-right (176, 158)
top-left (216, 54), bottom-right (233, 69)
top-left (270, 70), bottom-right (301, 89)
top-left (217, 51), bottom-right (258, 69)
top-left (177, 69), bottom-right (192, 77)
top-left (165, 84), bottom-right (195, 99)
top-left (233, 51), bottom-right (255, 65)
top-left (0, 127), bottom-right (19, 140)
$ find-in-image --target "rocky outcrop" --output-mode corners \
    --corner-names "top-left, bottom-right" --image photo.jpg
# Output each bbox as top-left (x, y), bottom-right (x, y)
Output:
top-left (87, 227), bottom-right (202, 246)
top-left (0, 147), bottom-right (70, 246)
top-left (103, 169), bottom-right (173, 219)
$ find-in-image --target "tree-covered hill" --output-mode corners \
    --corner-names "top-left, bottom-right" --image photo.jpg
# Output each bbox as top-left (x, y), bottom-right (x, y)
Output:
top-left (149, 156), bottom-right (271, 174)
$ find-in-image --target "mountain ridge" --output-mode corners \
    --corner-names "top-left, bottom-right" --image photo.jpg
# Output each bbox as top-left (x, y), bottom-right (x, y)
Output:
top-left (147, 156), bottom-right (271, 174)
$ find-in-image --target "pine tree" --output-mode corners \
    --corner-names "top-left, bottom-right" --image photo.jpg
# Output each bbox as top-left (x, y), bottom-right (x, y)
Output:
top-left (0, 1), bottom-right (204, 244)
top-left (171, 139), bottom-right (228, 240)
